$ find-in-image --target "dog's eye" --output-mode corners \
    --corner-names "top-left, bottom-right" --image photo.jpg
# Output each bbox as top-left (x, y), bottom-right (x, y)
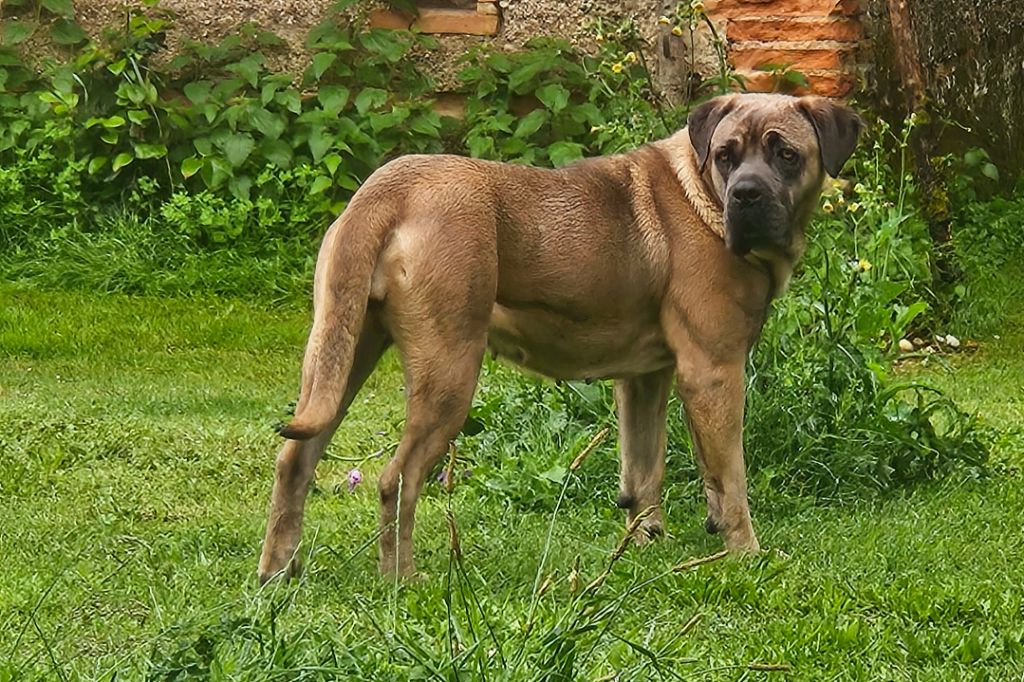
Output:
top-left (778, 147), bottom-right (798, 163)
top-left (715, 149), bottom-right (731, 165)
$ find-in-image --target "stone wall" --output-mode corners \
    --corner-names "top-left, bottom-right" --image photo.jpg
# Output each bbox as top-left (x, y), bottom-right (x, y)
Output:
top-left (16, 1), bottom-right (866, 100)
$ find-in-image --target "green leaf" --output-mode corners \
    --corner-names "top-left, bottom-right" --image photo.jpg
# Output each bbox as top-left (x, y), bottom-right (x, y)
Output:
top-left (360, 29), bottom-right (408, 63)
top-left (548, 141), bottom-right (584, 168)
top-left (226, 53), bottom-right (263, 88)
top-left (981, 162), bottom-right (999, 181)
top-left (508, 60), bottom-right (547, 94)
top-left (228, 174), bottom-right (253, 201)
top-left (87, 156), bottom-right (107, 174)
top-left (310, 175), bottom-right (332, 194)
top-left (133, 142), bottom-right (167, 159)
top-left (221, 133), bottom-right (255, 167)
top-left (100, 131), bottom-right (118, 145)
top-left (101, 115), bottom-right (126, 128)
top-left (50, 18), bottom-right (87, 45)
top-left (514, 109), bottom-right (547, 138)
top-left (41, 0), bottom-right (73, 17)
top-left (194, 137), bottom-right (213, 157)
top-left (112, 152), bottom-right (134, 172)
top-left (260, 139), bottom-right (293, 168)
top-left (535, 83), bottom-right (569, 113)
top-left (107, 58), bottom-right (128, 76)
top-left (127, 109), bottom-right (150, 125)
top-left (3, 21), bottom-right (35, 45)
top-left (408, 110), bottom-right (442, 137)
top-left (310, 52), bottom-right (336, 81)
top-left (184, 81), bottom-right (213, 105)
top-left (354, 87), bottom-right (388, 114)
top-left (276, 89), bottom-right (302, 115)
top-left (180, 156), bottom-right (203, 178)
top-left (307, 125), bottom-right (333, 163)
top-left (318, 85), bottom-right (350, 114)
top-left (251, 108), bottom-right (286, 140)
top-left (323, 153), bottom-right (342, 176)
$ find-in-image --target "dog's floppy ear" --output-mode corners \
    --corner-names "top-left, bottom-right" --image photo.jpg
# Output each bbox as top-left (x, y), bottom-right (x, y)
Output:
top-left (687, 95), bottom-right (737, 173)
top-left (798, 96), bottom-right (863, 177)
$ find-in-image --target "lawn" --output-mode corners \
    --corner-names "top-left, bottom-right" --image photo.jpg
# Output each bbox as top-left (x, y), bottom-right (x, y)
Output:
top-left (1, 285), bottom-right (1022, 680)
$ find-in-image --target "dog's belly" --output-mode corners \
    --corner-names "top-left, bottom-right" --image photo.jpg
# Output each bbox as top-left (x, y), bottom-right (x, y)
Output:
top-left (487, 304), bottom-right (673, 380)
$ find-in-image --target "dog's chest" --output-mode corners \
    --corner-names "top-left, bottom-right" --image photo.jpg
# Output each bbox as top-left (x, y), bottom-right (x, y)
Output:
top-left (487, 304), bottom-right (672, 380)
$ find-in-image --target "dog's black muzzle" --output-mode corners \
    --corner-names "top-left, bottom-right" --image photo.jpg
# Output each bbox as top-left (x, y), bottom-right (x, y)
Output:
top-left (725, 178), bottom-right (789, 256)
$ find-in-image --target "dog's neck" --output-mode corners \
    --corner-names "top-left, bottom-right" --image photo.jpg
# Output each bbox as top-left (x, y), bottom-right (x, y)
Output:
top-left (662, 129), bottom-right (727, 242)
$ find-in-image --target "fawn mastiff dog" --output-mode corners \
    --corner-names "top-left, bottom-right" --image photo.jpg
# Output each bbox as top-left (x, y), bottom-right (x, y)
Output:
top-left (258, 93), bottom-right (861, 581)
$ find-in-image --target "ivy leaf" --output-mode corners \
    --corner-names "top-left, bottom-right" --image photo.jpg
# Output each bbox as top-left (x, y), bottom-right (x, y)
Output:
top-left (981, 163), bottom-right (999, 181)
top-left (535, 83), bottom-right (569, 113)
top-left (318, 85), bottom-right (350, 114)
top-left (548, 141), bottom-right (584, 168)
top-left (133, 142), bottom-right (167, 159)
top-left (222, 133), bottom-right (255, 167)
top-left (50, 18), bottom-right (87, 45)
top-left (180, 156), bottom-right (203, 178)
top-left (354, 87), bottom-right (387, 114)
top-left (112, 152), bottom-right (134, 172)
top-left (107, 58), bottom-right (127, 76)
top-left (514, 109), bottom-right (547, 138)
top-left (3, 21), bottom-right (36, 45)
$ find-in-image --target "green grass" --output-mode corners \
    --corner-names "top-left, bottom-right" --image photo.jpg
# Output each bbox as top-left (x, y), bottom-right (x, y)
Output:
top-left (2, 285), bottom-right (1022, 680)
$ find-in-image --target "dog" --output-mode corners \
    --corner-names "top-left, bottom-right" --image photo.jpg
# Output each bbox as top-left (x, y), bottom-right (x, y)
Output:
top-left (257, 93), bottom-right (861, 581)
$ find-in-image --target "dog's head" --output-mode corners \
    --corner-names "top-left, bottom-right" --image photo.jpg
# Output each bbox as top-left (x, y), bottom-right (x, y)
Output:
top-left (687, 93), bottom-right (862, 258)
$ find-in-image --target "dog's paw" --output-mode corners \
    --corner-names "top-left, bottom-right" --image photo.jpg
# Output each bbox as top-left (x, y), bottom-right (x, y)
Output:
top-left (258, 556), bottom-right (302, 586)
top-left (630, 515), bottom-right (666, 547)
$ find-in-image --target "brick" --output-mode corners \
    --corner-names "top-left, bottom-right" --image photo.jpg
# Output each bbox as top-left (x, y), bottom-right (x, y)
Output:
top-left (727, 16), bottom-right (862, 42)
top-left (368, 8), bottom-right (499, 36)
top-left (735, 68), bottom-right (855, 96)
top-left (730, 43), bottom-right (851, 70)
top-left (705, 0), bottom-right (860, 18)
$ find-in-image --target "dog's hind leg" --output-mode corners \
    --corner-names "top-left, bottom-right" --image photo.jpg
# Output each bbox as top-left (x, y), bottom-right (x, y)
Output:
top-left (377, 337), bottom-right (485, 577)
top-left (258, 314), bottom-right (390, 584)
top-left (615, 367), bottom-right (674, 544)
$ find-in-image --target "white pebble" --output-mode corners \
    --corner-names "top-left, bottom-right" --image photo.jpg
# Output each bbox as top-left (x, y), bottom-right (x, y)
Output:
top-left (945, 334), bottom-right (961, 349)
top-left (898, 338), bottom-right (914, 352)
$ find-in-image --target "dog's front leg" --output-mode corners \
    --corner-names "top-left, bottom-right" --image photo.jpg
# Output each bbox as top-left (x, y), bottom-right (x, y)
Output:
top-left (615, 368), bottom-right (674, 544)
top-left (676, 360), bottom-right (760, 553)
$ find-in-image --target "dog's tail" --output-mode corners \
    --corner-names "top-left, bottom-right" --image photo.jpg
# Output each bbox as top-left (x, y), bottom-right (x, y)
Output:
top-left (276, 194), bottom-right (394, 441)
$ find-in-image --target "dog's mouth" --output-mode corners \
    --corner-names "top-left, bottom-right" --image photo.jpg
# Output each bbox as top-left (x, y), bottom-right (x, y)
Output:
top-left (724, 202), bottom-right (790, 257)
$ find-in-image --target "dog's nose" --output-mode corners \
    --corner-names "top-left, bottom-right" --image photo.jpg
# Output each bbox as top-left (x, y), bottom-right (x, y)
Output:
top-left (731, 179), bottom-right (766, 206)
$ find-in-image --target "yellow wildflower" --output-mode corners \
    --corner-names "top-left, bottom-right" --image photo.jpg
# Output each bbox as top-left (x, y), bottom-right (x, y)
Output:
top-left (691, 0), bottom-right (706, 13)
top-left (625, 51), bottom-right (638, 64)
top-left (671, 26), bottom-right (683, 36)
top-left (611, 62), bottom-right (624, 74)
top-left (847, 201), bottom-right (861, 213)
top-left (658, 15), bottom-right (671, 25)
top-left (822, 200), bottom-right (835, 214)
top-left (836, 195), bottom-right (845, 206)
top-left (858, 258), bottom-right (872, 272)
top-left (595, 34), bottom-right (605, 44)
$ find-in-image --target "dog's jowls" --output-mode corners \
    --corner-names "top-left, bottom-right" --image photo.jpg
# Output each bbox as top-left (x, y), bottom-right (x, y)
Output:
top-left (258, 93), bottom-right (861, 582)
